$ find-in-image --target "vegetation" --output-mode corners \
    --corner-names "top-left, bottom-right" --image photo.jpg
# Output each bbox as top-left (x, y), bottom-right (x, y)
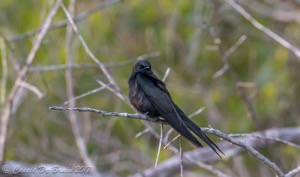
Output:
top-left (0, 0), bottom-right (299, 177)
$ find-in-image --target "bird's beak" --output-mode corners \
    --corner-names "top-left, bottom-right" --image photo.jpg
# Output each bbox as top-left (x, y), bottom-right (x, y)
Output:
top-left (144, 66), bottom-right (150, 69)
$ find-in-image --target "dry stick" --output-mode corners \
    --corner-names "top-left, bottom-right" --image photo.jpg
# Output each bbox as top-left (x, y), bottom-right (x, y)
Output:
top-left (286, 166), bottom-right (300, 177)
top-left (0, 0), bottom-right (61, 163)
top-left (9, 0), bottom-right (120, 42)
top-left (179, 137), bottom-right (183, 177)
top-left (60, 2), bottom-right (129, 104)
top-left (155, 124), bottom-right (164, 167)
top-left (203, 128), bottom-right (285, 177)
top-left (229, 133), bottom-right (300, 149)
top-left (0, 32), bottom-right (20, 71)
top-left (64, 0), bottom-right (97, 172)
top-left (28, 51), bottom-right (160, 72)
top-left (223, 0), bottom-right (300, 59)
top-left (213, 35), bottom-right (247, 78)
top-left (49, 106), bottom-right (166, 124)
top-left (0, 38), bottom-right (7, 108)
top-left (63, 85), bottom-right (110, 106)
top-left (18, 81), bottom-right (44, 99)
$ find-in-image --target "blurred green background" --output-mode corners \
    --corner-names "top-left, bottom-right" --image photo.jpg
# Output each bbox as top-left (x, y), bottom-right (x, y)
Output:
top-left (0, 0), bottom-right (300, 176)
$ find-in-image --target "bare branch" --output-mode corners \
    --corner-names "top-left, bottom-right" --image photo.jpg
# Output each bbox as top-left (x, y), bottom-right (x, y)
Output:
top-left (0, 0), bottom-right (61, 163)
top-left (0, 38), bottom-right (7, 108)
top-left (64, 0), bottom-right (97, 172)
top-left (223, 0), bottom-right (300, 59)
top-left (286, 166), bottom-right (300, 177)
top-left (63, 85), bottom-right (110, 106)
top-left (8, 0), bottom-right (120, 42)
top-left (28, 51), bottom-right (160, 72)
top-left (18, 81), bottom-right (44, 99)
top-left (49, 106), bottom-right (166, 124)
top-left (210, 30), bottom-right (260, 127)
top-left (229, 133), bottom-right (300, 149)
top-left (60, 1), bottom-right (129, 104)
top-left (131, 127), bottom-right (300, 177)
top-left (155, 124), bottom-right (164, 167)
top-left (179, 137), bottom-right (183, 177)
top-left (162, 67), bottom-right (171, 82)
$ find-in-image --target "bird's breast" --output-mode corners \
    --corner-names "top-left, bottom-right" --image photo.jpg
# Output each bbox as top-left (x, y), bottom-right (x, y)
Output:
top-left (129, 78), bottom-right (159, 117)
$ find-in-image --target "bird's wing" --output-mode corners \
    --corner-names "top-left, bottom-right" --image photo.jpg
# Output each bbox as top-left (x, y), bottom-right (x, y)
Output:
top-left (136, 74), bottom-right (203, 147)
top-left (174, 104), bottom-right (224, 157)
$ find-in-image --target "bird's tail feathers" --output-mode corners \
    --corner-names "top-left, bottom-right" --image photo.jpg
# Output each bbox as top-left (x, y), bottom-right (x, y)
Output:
top-left (182, 117), bottom-right (224, 158)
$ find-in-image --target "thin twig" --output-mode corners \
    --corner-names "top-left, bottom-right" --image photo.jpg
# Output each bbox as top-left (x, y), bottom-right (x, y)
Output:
top-left (229, 133), bottom-right (300, 149)
top-left (223, 0), bottom-right (300, 59)
top-left (162, 67), bottom-right (171, 82)
top-left (18, 81), bottom-right (44, 99)
top-left (64, 0), bottom-right (97, 172)
top-left (0, 0), bottom-right (61, 163)
top-left (155, 124), bottom-right (164, 167)
top-left (60, 1), bottom-right (129, 104)
top-left (8, 0), bottom-right (120, 42)
top-left (179, 137), bottom-right (183, 177)
top-left (286, 166), bottom-right (300, 177)
top-left (135, 128), bottom-right (150, 138)
top-left (50, 106), bottom-right (293, 177)
top-left (28, 51), bottom-right (160, 72)
top-left (49, 106), bottom-right (166, 124)
top-left (63, 85), bottom-right (110, 106)
top-left (0, 38), bottom-right (7, 108)
top-left (210, 31), bottom-right (260, 127)
top-left (203, 128), bottom-right (285, 177)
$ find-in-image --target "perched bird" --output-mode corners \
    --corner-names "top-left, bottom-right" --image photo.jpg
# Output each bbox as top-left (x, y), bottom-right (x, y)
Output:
top-left (128, 60), bottom-right (223, 157)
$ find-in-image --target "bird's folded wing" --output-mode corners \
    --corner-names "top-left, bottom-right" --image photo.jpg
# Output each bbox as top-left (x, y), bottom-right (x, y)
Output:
top-left (136, 74), bottom-right (203, 147)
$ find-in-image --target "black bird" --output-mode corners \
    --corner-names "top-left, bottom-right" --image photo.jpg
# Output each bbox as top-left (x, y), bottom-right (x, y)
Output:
top-left (128, 60), bottom-right (224, 157)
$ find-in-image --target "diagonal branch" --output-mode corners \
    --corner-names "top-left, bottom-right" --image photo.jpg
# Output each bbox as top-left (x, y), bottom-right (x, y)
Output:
top-left (223, 0), bottom-right (300, 59)
top-left (0, 0), bottom-right (61, 163)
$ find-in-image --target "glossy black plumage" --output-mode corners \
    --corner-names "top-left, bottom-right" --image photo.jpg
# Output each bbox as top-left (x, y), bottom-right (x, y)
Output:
top-left (128, 60), bottom-right (223, 157)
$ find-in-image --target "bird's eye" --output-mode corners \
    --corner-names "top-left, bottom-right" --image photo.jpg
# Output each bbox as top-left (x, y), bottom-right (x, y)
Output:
top-left (138, 65), bottom-right (143, 69)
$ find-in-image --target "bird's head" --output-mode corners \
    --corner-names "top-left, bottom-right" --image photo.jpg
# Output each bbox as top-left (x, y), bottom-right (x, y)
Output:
top-left (132, 60), bottom-right (153, 74)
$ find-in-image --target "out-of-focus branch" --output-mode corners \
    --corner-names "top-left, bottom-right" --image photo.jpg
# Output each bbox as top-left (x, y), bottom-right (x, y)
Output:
top-left (131, 127), bottom-right (300, 177)
top-left (60, 1), bottom-right (129, 104)
top-left (49, 106), bottom-right (166, 124)
top-left (210, 31), bottom-right (260, 128)
top-left (49, 106), bottom-right (300, 177)
top-left (49, 106), bottom-right (230, 177)
top-left (223, 0), bottom-right (300, 59)
top-left (0, 0), bottom-right (61, 164)
top-left (286, 166), bottom-right (300, 177)
top-left (8, 0), bottom-right (120, 42)
top-left (28, 52), bottom-right (160, 72)
top-left (64, 0), bottom-right (97, 172)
